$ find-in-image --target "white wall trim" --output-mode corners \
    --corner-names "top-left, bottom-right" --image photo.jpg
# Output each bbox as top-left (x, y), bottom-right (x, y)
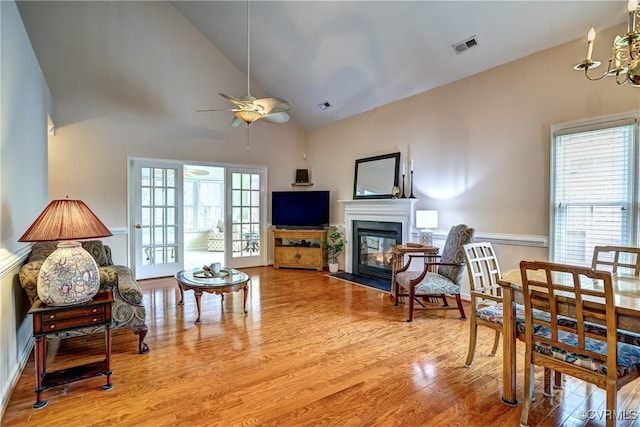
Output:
top-left (428, 230), bottom-right (548, 247)
top-left (0, 336), bottom-right (34, 418)
top-left (110, 227), bottom-right (128, 235)
top-left (0, 245), bottom-right (32, 279)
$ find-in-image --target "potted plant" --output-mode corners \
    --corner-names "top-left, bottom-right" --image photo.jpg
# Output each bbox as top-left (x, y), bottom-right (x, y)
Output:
top-left (326, 226), bottom-right (345, 273)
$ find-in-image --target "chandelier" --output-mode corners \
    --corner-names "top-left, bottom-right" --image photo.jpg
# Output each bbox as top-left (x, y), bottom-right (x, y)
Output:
top-left (573, 0), bottom-right (640, 86)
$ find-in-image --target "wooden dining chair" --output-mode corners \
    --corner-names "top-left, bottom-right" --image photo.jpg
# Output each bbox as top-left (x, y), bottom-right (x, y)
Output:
top-left (519, 260), bottom-right (640, 427)
top-left (592, 245), bottom-right (640, 276)
top-left (463, 242), bottom-right (553, 391)
top-left (394, 224), bottom-right (475, 322)
top-left (462, 242), bottom-right (503, 367)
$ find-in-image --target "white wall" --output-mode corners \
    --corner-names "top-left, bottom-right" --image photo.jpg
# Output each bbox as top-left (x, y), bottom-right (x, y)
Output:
top-left (0, 0), bottom-right (51, 417)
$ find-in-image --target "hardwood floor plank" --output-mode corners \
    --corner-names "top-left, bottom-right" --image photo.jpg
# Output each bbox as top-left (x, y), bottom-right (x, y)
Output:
top-left (2, 267), bottom-right (633, 426)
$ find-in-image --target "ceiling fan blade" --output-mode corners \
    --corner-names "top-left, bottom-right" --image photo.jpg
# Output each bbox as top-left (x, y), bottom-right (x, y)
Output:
top-left (261, 111), bottom-right (290, 124)
top-left (196, 108), bottom-right (237, 113)
top-left (255, 97), bottom-right (291, 113)
top-left (219, 92), bottom-right (255, 109)
top-left (231, 116), bottom-right (246, 127)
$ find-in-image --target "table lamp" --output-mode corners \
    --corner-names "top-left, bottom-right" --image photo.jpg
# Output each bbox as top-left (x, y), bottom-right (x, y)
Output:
top-left (415, 210), bottom-right (438, 246)
top-left (18, 198), bottom-right (113, 306)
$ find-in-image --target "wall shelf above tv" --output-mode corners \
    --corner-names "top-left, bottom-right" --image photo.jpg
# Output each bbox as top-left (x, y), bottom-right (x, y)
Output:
top-left (291, 183), bottom-right (314, 187)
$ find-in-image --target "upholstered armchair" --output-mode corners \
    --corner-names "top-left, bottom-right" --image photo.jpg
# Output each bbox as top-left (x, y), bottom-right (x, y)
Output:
top-left (19, 240), bottom-right (149, 354)
top-left (394, 224), bottom-right (475, 322)
top-left (207, 219), bottom-right (225, 252)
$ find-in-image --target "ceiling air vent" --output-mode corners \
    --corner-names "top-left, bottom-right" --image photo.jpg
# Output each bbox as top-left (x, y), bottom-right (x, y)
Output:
top-left (452, 35), bottom-right (479, 55)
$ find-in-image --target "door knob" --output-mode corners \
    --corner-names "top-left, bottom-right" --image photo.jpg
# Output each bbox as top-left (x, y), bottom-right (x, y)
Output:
top-left (134, 224), bottom-right (141, 229)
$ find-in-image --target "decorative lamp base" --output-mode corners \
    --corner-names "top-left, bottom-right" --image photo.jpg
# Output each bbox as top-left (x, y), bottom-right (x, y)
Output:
top-left (37, 241), bottom-right (100, 306)
top-left (419, 230), bottom-right (433, 247)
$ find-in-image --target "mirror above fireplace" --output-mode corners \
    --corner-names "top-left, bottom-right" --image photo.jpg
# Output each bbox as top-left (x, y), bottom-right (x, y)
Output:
top-left (353, 152), bottom-right (400, 199)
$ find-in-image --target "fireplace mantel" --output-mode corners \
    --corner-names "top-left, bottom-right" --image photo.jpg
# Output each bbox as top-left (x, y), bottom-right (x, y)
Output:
top-left (338, 199), bottom-right (417, 273)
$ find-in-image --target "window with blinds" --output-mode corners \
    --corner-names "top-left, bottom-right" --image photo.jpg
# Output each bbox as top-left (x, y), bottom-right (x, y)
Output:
top-left (551, 117), bottom-right (637, 265)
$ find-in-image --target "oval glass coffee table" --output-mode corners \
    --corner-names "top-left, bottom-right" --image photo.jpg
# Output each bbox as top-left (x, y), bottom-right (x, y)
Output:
top-left (175, 268), bottom-right (249, 324)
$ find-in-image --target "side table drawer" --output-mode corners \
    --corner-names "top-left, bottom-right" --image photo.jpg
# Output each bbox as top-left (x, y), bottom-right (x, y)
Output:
top-left (44, 305), bottom-right (105, 320)
top-left (41, 314), bottom-right (106, 332)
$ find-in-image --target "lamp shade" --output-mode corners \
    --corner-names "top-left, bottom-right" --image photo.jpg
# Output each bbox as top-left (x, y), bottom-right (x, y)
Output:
top-left (18, 199), bottom-right (112, 306)
top-left (416, 210), bottom-right (438, 230)
top-left (19, 199), bottom-right (112, 242)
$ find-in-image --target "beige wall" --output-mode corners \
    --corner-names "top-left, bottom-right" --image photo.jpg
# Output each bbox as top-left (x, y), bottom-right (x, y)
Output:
top-left (307, 22), bottom-right (640, 271)
top-left (0, 0), bottom-right (51, 417)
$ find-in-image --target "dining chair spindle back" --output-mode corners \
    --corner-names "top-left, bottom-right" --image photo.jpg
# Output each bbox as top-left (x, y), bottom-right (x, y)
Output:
top-left (592, 245), bottom-right (640, 276)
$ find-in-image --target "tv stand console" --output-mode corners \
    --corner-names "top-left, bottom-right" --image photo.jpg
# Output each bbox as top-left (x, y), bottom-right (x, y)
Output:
top-left (273, 229), bottom-right (326, 271)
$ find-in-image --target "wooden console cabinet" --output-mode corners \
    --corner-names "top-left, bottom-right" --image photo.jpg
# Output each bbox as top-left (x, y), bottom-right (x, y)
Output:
top-left (273, 229), bottom-right (326, 271)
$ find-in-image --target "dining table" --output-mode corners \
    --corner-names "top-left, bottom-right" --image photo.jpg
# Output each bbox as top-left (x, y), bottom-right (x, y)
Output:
top-left (497, 267), bottom-right (640, 406)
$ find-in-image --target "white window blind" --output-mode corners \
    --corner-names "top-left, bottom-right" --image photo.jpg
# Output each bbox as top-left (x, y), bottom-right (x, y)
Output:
top-left (551, 120), bottom-right (636, 265)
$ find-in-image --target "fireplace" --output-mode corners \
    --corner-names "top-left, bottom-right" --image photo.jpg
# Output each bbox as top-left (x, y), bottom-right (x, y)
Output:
top-left (339, 198), bottom-right (416, 277)
top-left (352, 220), bottom-right (402, 280)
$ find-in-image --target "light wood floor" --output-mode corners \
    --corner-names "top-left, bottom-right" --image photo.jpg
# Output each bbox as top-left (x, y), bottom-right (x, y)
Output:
top-left (3, 267), bottom-right (640, 426)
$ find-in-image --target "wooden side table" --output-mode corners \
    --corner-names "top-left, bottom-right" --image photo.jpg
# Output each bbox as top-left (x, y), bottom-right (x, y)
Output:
top-left (391, 244), bottom-right (439, 304)
top-left (29, 291), bottom-right (114, 409)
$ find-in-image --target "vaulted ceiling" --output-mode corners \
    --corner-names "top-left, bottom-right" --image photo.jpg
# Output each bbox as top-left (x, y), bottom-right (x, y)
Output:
top-left (171, 1), bottom-right (626, 130)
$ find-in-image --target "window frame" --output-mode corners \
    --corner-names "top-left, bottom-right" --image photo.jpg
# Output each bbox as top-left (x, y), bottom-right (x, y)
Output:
top-left (549, 113), bottom-right (639, 265)
top-left (183, 177), bottom-right (224, 232)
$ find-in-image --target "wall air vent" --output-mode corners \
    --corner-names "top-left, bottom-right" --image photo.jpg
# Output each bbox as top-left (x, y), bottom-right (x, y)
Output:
top-left (452, 35), bottom-right (479, 55)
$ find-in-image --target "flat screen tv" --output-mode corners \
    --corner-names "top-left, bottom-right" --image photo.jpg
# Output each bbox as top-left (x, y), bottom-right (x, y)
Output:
top-left (271, 191), bottom-right (330, 229)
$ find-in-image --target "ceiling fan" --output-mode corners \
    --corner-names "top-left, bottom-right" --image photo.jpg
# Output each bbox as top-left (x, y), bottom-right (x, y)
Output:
top-left (197, 0), bottom-right (291, 128)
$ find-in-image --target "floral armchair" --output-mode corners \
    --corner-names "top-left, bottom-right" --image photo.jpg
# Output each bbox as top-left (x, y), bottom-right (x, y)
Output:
top-left (19, 240), bottom-right (149, 354)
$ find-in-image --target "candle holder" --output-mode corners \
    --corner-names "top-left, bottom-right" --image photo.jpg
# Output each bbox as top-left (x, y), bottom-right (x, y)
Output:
top-left (401, 174), bottom-right (407, 198)
top-left (409, 171), bottom-right (416, 198)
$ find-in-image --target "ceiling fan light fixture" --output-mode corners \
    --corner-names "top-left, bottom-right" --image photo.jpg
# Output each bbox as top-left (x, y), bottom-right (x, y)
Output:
top-left (196, 0), bottom-right (291, 132)
top-left (235, 110), bottom-right (262, 123)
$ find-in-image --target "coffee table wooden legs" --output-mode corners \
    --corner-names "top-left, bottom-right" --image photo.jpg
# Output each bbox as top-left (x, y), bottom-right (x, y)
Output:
top-left (194, 290), bottom-right (204, 324)
top-left (243, 285), bottom-right (248, 313)
top-left (177, 283), bottom-right (249, 324)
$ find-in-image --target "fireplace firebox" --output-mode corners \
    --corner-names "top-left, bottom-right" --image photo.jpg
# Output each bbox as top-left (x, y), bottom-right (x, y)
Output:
top-left (352, 220), bottom-right (402, 280)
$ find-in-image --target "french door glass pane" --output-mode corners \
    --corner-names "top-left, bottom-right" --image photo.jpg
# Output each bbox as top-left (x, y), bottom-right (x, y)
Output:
top-left (140, 166), bottom-right (179, 266)
top-left (231, 172), bottom-right (261, 257)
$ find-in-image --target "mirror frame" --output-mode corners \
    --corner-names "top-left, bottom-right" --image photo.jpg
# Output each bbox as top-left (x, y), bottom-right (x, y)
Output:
top-left (353, 152), bottom-right (401, 199)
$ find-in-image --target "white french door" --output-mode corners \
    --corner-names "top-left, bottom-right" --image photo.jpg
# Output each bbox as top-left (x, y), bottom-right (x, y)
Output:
top-left (225, 167), bottom-right (266, 269)
top-left (131, 159), bottom-right (184, 279)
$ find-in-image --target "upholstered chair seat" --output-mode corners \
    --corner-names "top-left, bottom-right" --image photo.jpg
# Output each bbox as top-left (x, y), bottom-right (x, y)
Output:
top-left (396, 271), bottom-right (460, 295)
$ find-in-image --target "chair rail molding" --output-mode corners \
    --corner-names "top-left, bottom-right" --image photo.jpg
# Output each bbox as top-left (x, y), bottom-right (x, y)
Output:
top-left (0, 245), bottom-right (32, 279)
top-left (427, 230), bottom-right (548, 247)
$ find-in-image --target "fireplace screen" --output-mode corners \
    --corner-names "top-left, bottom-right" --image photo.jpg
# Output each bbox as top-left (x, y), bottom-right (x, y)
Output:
top-left (359, 236), bottom-right (394, 270)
